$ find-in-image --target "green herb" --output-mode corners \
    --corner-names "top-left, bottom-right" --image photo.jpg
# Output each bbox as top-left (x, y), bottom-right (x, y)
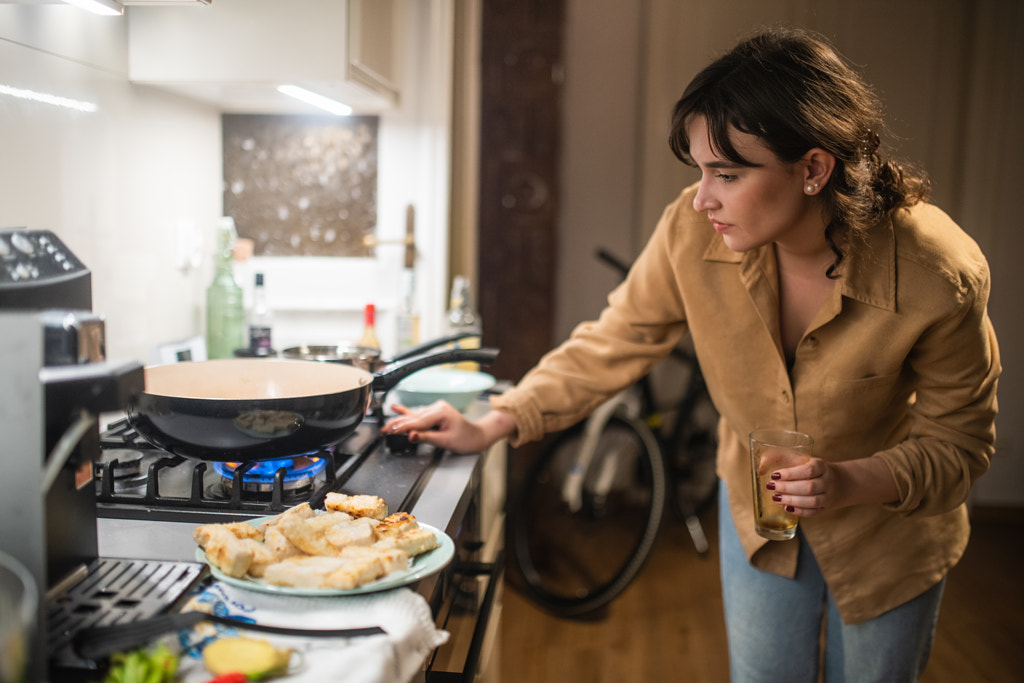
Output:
top-left (100, 643), bottom-right (179, 683)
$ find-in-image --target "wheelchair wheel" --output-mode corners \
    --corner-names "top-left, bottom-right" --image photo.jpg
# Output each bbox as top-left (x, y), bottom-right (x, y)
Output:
top-left (511, 414), bottom-right (667, 618)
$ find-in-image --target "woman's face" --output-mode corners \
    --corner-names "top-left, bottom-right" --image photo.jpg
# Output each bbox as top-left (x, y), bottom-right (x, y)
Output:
top-left (689, 116), bottom-right (826, 257)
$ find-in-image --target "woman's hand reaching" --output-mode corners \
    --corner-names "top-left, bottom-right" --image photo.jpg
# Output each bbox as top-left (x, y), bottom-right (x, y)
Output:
top-left (383, 402), bottom-right (517, 454)
top-left (766, 455), bottom-right (900, 517)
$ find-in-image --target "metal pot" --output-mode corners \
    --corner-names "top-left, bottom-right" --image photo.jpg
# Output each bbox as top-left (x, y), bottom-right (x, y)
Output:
top-left (281, 332), bottom-right (480, 372)
top-left (125, 346), bottom-right (498, 462)
top-left (0, 551), bottom-right (37, 683)
top-left (280, 344), bottom-right (382, 371)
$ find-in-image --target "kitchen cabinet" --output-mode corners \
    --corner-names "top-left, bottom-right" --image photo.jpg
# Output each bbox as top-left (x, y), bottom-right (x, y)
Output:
top-left (127, 0), bottom-right (399, 113)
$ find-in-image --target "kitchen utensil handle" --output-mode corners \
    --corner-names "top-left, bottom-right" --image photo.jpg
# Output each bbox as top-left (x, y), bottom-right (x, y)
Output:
top-left (372, 347), bottom-right (500, 393)
top-left (76, 611), bottom-right (386, 661)
top-left (387, 332), bottom-right (481, 362)
top-left (201, 612), bottom-right (387, 638)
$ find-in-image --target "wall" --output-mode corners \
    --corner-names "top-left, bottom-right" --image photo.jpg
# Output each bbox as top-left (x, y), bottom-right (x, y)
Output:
top-left (0, 1), bottom-right (455, 362)
top-left (556, 0), bottom-right (1023, 507)
top-left (0, 5), bottom-right (221, 363)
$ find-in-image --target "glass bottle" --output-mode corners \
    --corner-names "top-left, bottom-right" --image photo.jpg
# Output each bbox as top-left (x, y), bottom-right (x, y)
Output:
top-left (395, 269), bottom-right (420, 353)
top-left (205, 217), bottom-right (245, 359)
top-left (248, 272), bottom-right (273, 355)
top-left (446, 275), bottom-right (481, 370)
top-left (359, 303), bottom-right (381, 350)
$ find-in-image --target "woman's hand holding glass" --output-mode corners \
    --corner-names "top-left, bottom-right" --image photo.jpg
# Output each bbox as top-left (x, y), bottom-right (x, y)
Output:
top-left (768, 456), bottom-right (900, 516)
top-left (765, 456), bottom-right (836, 517)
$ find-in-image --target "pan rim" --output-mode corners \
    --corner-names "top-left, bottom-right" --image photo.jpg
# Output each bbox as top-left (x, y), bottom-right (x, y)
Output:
top-left (141, 358), bottom-right (373, 400)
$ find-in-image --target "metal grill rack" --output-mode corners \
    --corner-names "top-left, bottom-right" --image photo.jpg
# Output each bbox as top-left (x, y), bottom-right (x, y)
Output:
top-left (48, 558), bottom-right (205, 670)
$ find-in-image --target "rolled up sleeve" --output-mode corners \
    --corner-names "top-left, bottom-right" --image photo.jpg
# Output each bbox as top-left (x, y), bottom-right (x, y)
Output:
top-left (877, 265), bottom-right (1000, 516)
top-left (490, 209), bottom-right (691, 446)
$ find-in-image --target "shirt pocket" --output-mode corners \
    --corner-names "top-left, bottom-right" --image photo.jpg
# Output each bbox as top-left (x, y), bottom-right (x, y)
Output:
top-left (820, 372), bottom-right (908, 456)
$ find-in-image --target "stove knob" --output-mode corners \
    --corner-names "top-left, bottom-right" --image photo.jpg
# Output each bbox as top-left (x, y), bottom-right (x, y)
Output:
top-left (384, 431), bottom-right (416, 454)
top-left (11, 232), bottom-right (34, 255)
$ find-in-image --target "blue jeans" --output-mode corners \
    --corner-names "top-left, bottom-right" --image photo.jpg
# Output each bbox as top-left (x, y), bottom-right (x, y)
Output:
top-left (718, 482), bottom-right (945, 683)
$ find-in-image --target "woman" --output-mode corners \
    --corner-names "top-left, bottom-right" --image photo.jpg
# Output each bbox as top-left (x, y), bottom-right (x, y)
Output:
top-left (386, 27), bottom-right (1000, 682)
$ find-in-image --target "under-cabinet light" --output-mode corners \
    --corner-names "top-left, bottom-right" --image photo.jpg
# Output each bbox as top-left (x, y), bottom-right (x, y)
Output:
top-left (0, 83), bottom-right (98, 113)
top-left (63, 0), bottom-right (124, 17)
top-left (277, 85), bottom-right (353, 116)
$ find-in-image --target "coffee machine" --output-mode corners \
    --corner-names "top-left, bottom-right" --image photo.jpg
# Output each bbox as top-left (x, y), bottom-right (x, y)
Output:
top-left (0, 229), bottom-right (199, 680)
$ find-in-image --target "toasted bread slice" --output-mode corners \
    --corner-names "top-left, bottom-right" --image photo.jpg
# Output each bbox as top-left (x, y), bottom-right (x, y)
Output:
top-left (373, 512), bottom-right (418, 541)
top-left (341, 545), bottom-right (410, 575)
top-left (263, 556), bottom-right (350, 588)
top-left (242, 538), bottom-right (285, 578)
top-left (203, 527), bottom-right (255, 578)
top-left (324, 555), bottom-right (385, 589)
top-left (262, 554), bottom-right (385, 590)
top-left (304, 511), bottom-right (354, 532)
top-left (257, 503), bottom-right (315, 534)
top-left (378, 527), bottom-right (438, 557)
top-left (324, 493), bottom-right (388, 520)
top-left (277, 514), bottom-right (339, 557)
top-left (193, 521), bottom-right (264, 547)
top-left (261, 525), bottom-right (304, 563)
top-left (323, 519), bottom-right (377, 550)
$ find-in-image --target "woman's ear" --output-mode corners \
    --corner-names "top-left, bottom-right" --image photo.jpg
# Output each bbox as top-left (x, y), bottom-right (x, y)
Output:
top-left (802, 148), bottom-right (836, 195)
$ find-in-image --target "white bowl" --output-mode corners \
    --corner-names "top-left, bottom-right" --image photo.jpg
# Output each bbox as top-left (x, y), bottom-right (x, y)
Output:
top-left (392, 368), bottom-right (496, 412)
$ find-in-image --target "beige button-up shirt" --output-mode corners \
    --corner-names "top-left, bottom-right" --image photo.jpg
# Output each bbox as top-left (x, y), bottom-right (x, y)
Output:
top-left (492, 183), bottom-right (1000, 624)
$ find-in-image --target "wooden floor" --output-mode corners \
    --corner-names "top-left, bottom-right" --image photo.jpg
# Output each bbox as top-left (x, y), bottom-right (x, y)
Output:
top-left (499, 503), bottom-right (1024, 682)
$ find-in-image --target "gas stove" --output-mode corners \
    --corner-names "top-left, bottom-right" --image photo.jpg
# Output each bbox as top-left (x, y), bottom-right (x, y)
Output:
top-left (95, 416), bottom-right (442, 525)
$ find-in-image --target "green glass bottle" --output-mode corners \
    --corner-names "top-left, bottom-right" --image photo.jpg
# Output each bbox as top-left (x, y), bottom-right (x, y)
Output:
top-left (205, 217), bottom-right (245, 359)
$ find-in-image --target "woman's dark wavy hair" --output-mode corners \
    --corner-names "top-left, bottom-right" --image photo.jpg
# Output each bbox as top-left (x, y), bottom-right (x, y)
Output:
top-left (669, 26), bottom-right (929, 277)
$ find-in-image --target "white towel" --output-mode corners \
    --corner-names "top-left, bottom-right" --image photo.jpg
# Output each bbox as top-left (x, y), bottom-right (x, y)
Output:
top-left (173, 581), bottom-right (449, 683)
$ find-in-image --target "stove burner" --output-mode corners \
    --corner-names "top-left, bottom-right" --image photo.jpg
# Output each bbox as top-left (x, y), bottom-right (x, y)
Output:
top-left (94, 449), bottom-right (147, 479)
top-left (213, 455), bottom-right (329, 494)
top-left (94, 419), bottom-right (422, 521)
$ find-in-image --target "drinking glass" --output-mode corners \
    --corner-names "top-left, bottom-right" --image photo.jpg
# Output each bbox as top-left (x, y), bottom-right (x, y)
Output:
top-left (749, 429), bottom-right (813, 541)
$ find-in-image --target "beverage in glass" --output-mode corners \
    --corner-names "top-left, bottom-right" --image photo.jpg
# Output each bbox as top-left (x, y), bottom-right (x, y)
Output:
top-left (749, 429), bottom-right (813, 541)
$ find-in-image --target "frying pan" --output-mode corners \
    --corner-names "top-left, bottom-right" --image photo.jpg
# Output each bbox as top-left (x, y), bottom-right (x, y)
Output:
top-left (281, 332), bottom-right (480, 372)
top-left (126, 346), bottom-right (498, 462)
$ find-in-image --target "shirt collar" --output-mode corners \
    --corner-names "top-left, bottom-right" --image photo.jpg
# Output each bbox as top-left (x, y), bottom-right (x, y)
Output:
top-left (700, 217), bottom-right (897, 313)
top-left (839, 217), bottom-right (897, 312)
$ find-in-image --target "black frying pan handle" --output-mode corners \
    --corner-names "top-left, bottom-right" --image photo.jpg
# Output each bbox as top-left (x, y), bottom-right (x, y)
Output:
top-left (372, 347), bottom-right (500, 393)
top-left (386, 332), bottom-right (482, 363)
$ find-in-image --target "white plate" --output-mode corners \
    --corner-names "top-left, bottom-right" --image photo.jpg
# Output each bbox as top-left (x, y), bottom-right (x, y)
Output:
top-left (195, 518), bottom-right (454, 596)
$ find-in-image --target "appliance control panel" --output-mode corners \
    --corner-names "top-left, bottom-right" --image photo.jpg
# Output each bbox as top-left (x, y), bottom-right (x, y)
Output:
top-left (0, 229), bottom-right (87, 284)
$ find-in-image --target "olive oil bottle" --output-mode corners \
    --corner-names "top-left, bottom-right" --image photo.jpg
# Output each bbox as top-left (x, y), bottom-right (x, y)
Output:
top-left (205, 217), bottom-right (245, 359)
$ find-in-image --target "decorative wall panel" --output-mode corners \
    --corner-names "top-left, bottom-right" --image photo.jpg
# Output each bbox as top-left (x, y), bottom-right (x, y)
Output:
top-left (222, 114), bottom-right (378, 257)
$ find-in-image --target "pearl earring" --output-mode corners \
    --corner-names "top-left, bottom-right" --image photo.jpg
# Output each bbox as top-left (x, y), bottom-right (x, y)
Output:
top-left (806, 182), bottom-right (819, 194)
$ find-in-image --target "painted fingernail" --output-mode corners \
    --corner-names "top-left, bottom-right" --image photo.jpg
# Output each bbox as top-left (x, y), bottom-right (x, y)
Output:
top-left (766, 481), bottom-right (776, 491)
top-left (770, 472), bottom-right (782, 480)
top-left (772, 494), bottom-right (782, 503)
top-left (785, 505), bottom-right (795, 513)
top-left (409, 432), bottom-right (420, 443)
